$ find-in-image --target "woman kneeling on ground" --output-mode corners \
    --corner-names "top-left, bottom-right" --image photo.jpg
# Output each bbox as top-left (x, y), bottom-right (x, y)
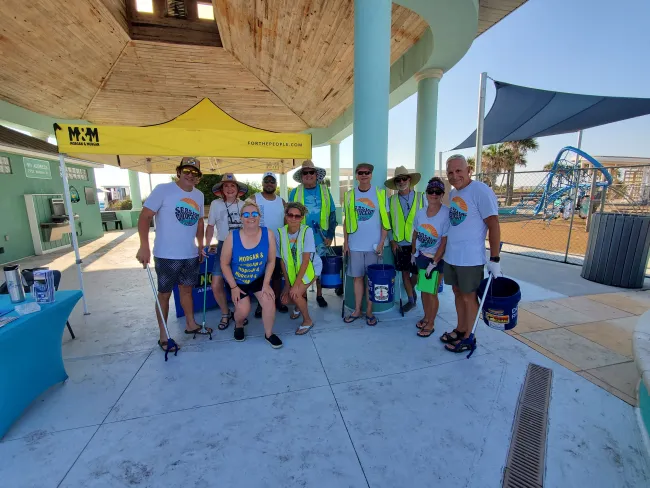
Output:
top-left (412, 177), bottom-right (450, 337)
top-left (277, 202), bottom-right (322, 335)
top-left (220, 199), bottom-right (283, 348)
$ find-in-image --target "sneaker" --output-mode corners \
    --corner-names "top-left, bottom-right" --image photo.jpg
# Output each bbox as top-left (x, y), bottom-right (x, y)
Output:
top-left (316, 296), bottom-right (328, 308)
top-left (265, 333), bottom-right (283, 349)
top-left (277, 304), bottom-right (289, 313)
top-left (254, 303), bottom-right (263, 318)
top-left (234, 327), bottom-right (245, 342)
top-left (402, 302), bottom-right (416, 313)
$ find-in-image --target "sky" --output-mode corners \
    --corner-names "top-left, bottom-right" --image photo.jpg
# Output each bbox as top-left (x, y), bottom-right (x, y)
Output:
top-left (94, 0), bottom-right (650, 196)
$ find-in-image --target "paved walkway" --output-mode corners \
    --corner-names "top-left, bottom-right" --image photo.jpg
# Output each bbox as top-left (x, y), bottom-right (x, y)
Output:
top-left (1, 230), bottom-right (649, 487)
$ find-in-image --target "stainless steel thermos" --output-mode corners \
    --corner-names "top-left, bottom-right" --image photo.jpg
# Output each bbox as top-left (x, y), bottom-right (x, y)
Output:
top-left (4, 264), bottom-right (26, 303)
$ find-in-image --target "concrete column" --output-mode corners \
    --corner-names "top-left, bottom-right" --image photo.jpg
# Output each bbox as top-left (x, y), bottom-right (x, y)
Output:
top-left (353, 0), bottom-right (391, 188)
top-left (128, 169), bottom-right (142, 210)
top-left (414, 68), bottom-right (443, 192)
top-left (330, 141), bottom-right (340, 206)
top-left (279, 173), bottom-right (288, 200)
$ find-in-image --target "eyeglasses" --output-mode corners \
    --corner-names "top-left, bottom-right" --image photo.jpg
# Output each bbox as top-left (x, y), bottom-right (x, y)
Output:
top-left (426, 189), bottom-right (444, 195)
top-left (242, 211), bottom-right (260, 218)
top-left (356, 171), bottom-right (371, 176)
top-left (286, 212), bottom-right (302, 219)
top-left (394, 177), bottom-right (409, 183)
top-left (181, 168), bottom-right (200, 177)
top-left (302, 170), bottom-right (316, 176)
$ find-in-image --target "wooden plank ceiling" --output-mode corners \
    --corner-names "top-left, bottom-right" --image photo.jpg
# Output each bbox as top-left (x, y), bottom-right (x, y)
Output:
top-left (0, 0), bottom-right (526, 133)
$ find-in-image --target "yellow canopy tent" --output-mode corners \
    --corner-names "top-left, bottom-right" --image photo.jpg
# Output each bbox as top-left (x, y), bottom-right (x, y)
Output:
top-left (53, 99), bottom-right (312, 312)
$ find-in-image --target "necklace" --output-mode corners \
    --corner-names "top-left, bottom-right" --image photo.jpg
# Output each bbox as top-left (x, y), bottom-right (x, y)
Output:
top-left (399, 192), bottom-right (412, 212)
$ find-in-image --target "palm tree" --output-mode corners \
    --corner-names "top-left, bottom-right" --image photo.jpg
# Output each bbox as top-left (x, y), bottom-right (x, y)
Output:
top-left (481, 144), bottom-right (513, 188)
top-left (501, 138), bottom-right (539, 205)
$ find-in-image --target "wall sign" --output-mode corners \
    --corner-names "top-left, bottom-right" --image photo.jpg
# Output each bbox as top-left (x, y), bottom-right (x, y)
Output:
top-left (24, 158), bottom-right (52, 179)
top-left (69, 186), bottom-right (81, 203)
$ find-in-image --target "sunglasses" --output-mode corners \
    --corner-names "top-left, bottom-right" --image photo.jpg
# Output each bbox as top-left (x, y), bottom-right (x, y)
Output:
top-left (394, 177), bottom-right (409, 184)
top-left (356, 171), bottom-right (372, 176)
top-left (263, 179), bottom-right (276, 184)
top-left (286, 212), bottom-right (302, 219)
top-left (302, 170), bottom-right (316, 176)
top-left (181, 168), bottom-right (201, 177)
top-left (242, 211), bottom-right (260, 218)
top-left (426, 189), bottom-right (444, 195)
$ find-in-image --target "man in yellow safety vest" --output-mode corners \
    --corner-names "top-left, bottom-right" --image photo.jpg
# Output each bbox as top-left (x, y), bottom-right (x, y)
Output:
top-left (289, 160), bottom-right (337, 308)
top-left (386, 166), bottom-right (425, 313)
top-left (343, 162), bottom-right (391, 326)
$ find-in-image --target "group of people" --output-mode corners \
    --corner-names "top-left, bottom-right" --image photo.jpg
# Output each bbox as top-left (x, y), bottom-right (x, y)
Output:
top-left (136, 153), bottom-right (501, 355)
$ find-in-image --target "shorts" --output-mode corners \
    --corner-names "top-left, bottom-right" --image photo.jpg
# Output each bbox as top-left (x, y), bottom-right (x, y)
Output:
top-left (154, 257), bottom-right (200, 293)
top-left (346, 251), bottom-right (379, 278)
top-left (272, 257), bottom-right (283, 280)
top-left (443, 262), bottom-right (484, 294)
top-left (236, 275), bottom-right (265, 298)
top-left (415, 254), bottom-right (445, 274)
top-left (211, 241), bottom-right (225, 277)
top-left (395, 245), bottom-right (417, 273)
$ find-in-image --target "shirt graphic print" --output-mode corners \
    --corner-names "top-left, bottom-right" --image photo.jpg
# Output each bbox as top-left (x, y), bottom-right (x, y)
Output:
top-left (175, 198), bottom-right (201, 226)
top-left (355, 198), bottom-right (376, 222)
top-left (449, 196), bottom-right (468, 226)
top-left (416, 223), bottom-right (439, 249)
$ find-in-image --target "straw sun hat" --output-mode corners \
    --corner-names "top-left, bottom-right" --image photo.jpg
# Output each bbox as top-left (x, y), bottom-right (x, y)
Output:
top-left (293, 159), bottom-right (326, 183)
top-left (384, 166), bottom-right (421, 190)
top-left (212, 173), bottom-right (248, 196)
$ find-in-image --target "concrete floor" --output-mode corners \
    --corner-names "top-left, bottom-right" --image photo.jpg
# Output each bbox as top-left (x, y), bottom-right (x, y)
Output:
top-left (1, 230), bottom-right (649, 487)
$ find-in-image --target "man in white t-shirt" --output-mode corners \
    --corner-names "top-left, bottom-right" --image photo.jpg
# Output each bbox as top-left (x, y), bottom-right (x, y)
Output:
top-left (342, 163), bottom-right (391, 326)
top-left (440, 154), bottom-right (501, 353)
top-left (136, 157), bottom-right (209, 353)
top-left (254, 172), bottom-right (288, 317)
top-left (205, 173), bottom-right (247, 331)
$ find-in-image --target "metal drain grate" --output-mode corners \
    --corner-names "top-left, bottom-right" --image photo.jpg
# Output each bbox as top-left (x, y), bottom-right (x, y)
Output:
top-left (503, 363), bottom-right (553, 488)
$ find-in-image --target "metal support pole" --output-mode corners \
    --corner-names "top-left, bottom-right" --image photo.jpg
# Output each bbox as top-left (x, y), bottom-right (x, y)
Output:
top-left (59, 154), bottom-right (89, 314)
top-left (438, 151), bottom-right (443, 178)
top-left (585, 168), bottom-right (598, 231)
top-left (564, 131), bottom-right (583, 263)
top-left (148, 173), bottom-right (156, 231)
top-left (475, 72), bottom-right (488, 177)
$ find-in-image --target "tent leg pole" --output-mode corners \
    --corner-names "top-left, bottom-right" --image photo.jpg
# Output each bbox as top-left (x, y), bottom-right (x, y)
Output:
top-left (475, 72), bottom-right (488, 178)
top-left (59, 154), bottom-right (89, 315)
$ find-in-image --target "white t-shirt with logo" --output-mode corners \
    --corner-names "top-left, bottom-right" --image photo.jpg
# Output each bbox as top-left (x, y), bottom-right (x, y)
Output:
top-left (207, 199), bottom-right (244, 242)
top-left (413, 205), bottom-right (450, 257)
top-left (348, 185), bottom-right (387, 252)
top-left (275, 227), bottom-right (322, 276)
top-left (445, 180), bottom-right (498, 266)
top-left (255, 193), bottom-right (285, 238)
top-left (144, 182), bottom-right (204, 260)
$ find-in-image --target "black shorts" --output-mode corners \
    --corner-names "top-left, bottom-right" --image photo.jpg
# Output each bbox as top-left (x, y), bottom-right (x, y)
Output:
top-left (395, 245), bottom-right (417, 273)
top-left (415, 254), bottom-right (445, 273)
top-left (272, 257), bottom-right (283, 281)
top-left (154, 257), bottom-right (200, 293)
top-left (236, 275), bottom-right (265, 298)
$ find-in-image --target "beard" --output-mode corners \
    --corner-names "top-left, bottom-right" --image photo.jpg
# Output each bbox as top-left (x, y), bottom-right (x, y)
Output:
top-left (263, 187), bottom-right (276, 194)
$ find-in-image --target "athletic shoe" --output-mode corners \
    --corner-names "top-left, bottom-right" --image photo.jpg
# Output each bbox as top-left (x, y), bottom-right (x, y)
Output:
top-left (234, 327), bottom-right (245, 342)
top-left (402, 302), bottom-right (416, 313)
top-left (254, 303), bottom-right (262, 318)
top-left (316, 296), bottom-right (328, 308)
top-left (277, 304), bottom-right (289, 313)
top-left (265, 333), bottom-right (283, 349)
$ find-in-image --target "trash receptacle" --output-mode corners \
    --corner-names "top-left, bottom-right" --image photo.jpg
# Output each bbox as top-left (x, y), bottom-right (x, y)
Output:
top-left (581, 213), bottom-right (650, 288)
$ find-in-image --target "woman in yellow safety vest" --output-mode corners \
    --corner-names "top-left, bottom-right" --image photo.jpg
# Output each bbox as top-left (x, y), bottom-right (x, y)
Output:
top-left (277, 202), bottom-right (320, 335)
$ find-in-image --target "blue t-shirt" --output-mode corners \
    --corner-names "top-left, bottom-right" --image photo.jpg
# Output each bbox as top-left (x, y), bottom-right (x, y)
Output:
top-left (231, 228), bottom-right (269, 284)
top-left (289, 186), bottom-right (337, 255)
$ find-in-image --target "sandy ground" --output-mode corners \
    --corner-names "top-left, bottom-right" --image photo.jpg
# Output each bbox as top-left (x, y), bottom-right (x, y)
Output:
top-left (500, 217), bottom-right (589, 256)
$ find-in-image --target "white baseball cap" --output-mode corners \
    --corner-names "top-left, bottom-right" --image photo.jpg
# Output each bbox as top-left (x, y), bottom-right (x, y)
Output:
top-left (262, 172), bottom-right (277, 181)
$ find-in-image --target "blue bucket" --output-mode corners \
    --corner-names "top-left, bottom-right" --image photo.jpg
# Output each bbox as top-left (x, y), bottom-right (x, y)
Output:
top-left (477, 276), bottom-right (521, 331)
top-left (367, 264), bottom-right (396, 303)
top-left (321, 255), bottom-right (343, 288)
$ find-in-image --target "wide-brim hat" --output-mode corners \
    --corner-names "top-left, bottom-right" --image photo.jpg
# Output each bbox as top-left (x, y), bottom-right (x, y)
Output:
top-left (212, 173), bottom-right (248, 196)
top-left (293, 159), bottom-right (326, 183)
top-left (384, 166), bottom-right (421, 190)
top-left (178, 157), bottom-right (202, 175)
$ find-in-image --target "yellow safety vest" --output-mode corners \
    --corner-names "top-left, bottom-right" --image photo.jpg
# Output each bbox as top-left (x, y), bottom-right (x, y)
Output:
top-left (344, 187), bottom-right (391, 234)
top-left (278, 225), bottom-right (315, 286)
top-left (291, 184), bottom-right (331, 231)
top-left (390, 191), bottom-right (424, 242)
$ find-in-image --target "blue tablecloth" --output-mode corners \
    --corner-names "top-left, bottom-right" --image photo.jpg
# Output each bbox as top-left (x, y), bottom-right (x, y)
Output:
top-left (0, 290), bottom-right (82, 438)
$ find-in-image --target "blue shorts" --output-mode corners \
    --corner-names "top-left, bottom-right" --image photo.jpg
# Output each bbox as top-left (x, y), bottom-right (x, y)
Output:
top-left (415, 254), bottom-right (445, 274)
top-left (211, 241), bottom-right (225, 277)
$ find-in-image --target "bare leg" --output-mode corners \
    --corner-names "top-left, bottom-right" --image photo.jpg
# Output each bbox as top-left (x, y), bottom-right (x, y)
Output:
top-left (365, 276), bottom-right (373, 317)
top-left (316, 277), bottom-right (323, 297)
top-left (254, 290), bottom-right (276, 337)
top-left (273, 278), bottom-right (283, 308)
top-left (291, 282), bottom-right (313, 327)
top-left (178, 284), bottom-right (199, 330)
top-left (459, 291), bottom-right (479, 337)
top-left (452, 285), bottom-right (466, 336)
top-left (211, 276), bottom-right (230, 315)
top-left (353, 277), bottom-right (364, 316)
top-left (234, 296), bottom-right (250, 328)
top-left (155, 291), bottom-right (171, 342)
top-left (410, 272), bottom-right (418, 294)
top-left (421, 293), bottom-right (432, 323)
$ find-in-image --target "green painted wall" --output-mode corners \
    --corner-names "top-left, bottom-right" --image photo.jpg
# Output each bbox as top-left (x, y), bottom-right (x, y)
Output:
top-left (0, 151), bottom-right (104, 264)
top-left (114, 210), bottom-right (141, 229)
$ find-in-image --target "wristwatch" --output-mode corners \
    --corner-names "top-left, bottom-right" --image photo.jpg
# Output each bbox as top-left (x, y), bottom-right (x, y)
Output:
top-left (489, 256), bottom-right (501, 263)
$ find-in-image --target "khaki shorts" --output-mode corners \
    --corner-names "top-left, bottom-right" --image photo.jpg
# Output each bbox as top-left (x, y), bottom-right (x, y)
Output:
top-left (346, 251), bottom-right (379, 278)
top-left (443, 262), bottom-right (484, 294)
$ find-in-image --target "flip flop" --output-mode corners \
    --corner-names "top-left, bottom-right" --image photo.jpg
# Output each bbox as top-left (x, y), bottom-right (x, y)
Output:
top-left (416, 318), bottom-right (427, 329)
top-left (344, 314), bottom-right (362, 324)
top-left (185, 326), bottom-right (213, 335)
top-left (290, 309), bottom-right (301, 320)
top-left (296, 324), bottom-right (314, 335)
top-left (417, 324), bottom-right (435, 338)
top-left (365, 315), bottom-right (377, 326)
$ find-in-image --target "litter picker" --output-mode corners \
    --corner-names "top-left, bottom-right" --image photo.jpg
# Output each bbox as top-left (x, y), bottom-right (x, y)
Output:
top-left (146, 264), bottom-right (179, 361)
top-left (463, 272), bottom-right (494, 359)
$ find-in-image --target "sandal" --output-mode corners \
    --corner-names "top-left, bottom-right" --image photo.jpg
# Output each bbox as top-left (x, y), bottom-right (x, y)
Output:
top-left (158, 340), bottom-right (181, 352)
top-left (416, 318), bottom-right (427, 329)
top-left (290, 308), bottom-right (301, 320)
top-left (445, 336), bottom-right (477, 356)
top-left (344, 313), bottom-right (362, 324)
top-left (366, 315), bottom-right (378, 326)
top-left (296, 324), bottom-right (313, 335)
top-left (185, 325), bottom-right (213, 335)
top-left (417, 323), bottom-right (435, 338)
top-left (440, 329), bottom-right (462, 343)
top-left (218, 314), bottom-right (230, 331)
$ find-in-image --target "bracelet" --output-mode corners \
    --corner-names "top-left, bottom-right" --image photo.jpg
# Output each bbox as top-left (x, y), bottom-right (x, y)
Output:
top-left (230, 284), bottom-right (239, 289)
